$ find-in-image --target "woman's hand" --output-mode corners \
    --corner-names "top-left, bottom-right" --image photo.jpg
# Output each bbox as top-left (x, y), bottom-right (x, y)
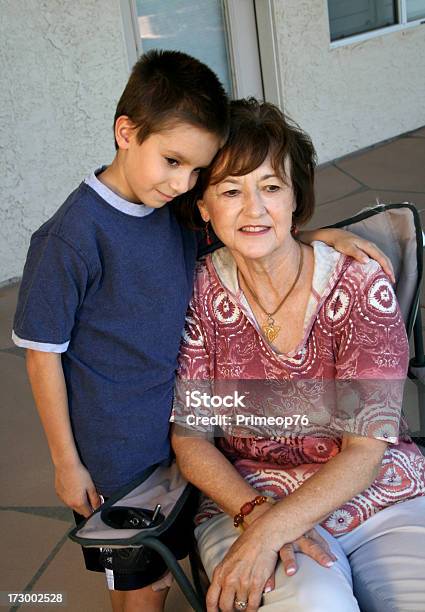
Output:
top-left (206, 519), bottom-right (336, 612)
top-left (299, 228), bottom-right (395, 282)
top-left (245, 504), bottom-right (336, 592)
top-left (206, 519), bottom-right (280, 612)
top-left (265, 528), bottom-right (336, 592)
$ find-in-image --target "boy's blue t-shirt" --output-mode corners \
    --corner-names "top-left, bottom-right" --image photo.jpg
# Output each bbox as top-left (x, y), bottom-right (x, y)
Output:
top-left (13, 171), bottom-right (197, 495)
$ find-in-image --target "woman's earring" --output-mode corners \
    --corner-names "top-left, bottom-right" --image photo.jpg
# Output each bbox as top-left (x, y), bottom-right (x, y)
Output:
top-left (291, 222), bottom-right (299, 237)
top-left (204, 221), bottom-right (212, 245)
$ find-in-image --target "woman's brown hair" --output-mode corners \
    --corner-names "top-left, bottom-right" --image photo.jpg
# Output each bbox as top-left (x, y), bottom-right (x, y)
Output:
top-left (174, 98), bottom-right (317, 229)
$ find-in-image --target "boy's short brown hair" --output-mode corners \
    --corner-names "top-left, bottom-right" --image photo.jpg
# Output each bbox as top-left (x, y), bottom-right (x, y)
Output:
top-left (176, 98), bottom-right (317, 229)
top-left (114, 49), bottom-right (229, 149)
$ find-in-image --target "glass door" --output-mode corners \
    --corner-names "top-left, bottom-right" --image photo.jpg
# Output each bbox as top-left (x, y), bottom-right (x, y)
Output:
top-left (121, 0), bottom-right (264, 100)
top-left (136, 0), bottom-right (233, 94)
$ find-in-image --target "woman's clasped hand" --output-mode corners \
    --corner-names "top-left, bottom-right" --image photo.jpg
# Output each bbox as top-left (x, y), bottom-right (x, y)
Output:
top-left (207, 518), bottom-right (336, 612)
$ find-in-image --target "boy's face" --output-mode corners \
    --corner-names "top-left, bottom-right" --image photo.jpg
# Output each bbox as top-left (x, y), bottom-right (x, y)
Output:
top-left (116, 120), bottom-right (221, 207)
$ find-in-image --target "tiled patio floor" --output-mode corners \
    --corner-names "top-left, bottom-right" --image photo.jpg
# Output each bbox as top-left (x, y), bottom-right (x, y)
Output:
top-left (1, 128), bottom-right (425, 611)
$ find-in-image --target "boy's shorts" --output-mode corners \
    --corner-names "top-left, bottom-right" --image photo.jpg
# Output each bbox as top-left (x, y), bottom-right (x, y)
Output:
top-left (73, 510), bottom-right (173, 592)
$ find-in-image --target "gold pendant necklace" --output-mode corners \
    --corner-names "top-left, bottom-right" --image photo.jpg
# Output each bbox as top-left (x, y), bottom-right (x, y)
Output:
top-left (262, 315), bottom-right (281, 343)
top-left (238, 244), bottom-right (303, 343)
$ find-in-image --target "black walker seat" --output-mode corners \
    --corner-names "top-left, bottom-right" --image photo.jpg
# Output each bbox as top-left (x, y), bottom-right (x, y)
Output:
top-left (69, 463), bottom-right (204, 612)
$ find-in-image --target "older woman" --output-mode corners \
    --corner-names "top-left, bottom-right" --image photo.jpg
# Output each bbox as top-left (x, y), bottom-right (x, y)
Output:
top-left (171, 99), bottom-right (425, 612)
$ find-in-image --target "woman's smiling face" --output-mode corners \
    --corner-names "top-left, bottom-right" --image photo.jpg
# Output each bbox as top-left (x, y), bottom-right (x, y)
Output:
top-left (198, 156), bottom-right (296, 261)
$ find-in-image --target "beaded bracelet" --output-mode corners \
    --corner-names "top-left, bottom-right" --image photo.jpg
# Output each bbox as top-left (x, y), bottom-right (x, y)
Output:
top-left (233, 495), bottom-right (269, 528)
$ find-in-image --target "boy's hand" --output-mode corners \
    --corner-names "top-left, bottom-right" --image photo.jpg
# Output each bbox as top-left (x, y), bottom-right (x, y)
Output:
top-left (55, 461), bottom-right (101, 517)
top-left (299, 228), bottom-right (395, 283)
top-left (325, 230), bottom-right (395, 283)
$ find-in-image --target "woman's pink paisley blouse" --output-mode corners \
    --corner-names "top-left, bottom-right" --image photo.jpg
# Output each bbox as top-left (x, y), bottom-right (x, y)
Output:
top-left (174, 243), bottom-right (425, 536)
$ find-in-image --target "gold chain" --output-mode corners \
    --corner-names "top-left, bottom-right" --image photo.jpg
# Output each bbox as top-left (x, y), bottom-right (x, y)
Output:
top-left (238, 243), bottom-right (303, 343)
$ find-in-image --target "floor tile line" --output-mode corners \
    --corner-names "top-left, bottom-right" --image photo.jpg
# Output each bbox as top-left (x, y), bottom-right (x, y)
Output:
top-left (0, 347), bottom-right (25, 358)
top-left (0, 506), bottom-right (66, 510)
top-left (365, 188), bottom-right (425, 195)
top-left (9, 530), bottom-right (71, 612)
top-left (316, 186), bottom-right (369, 208)
top-left (331, 163), bottom-right (369, 189)
top-left (0, 506), bottom-right (73, 523)
top-left (316, 127), bottom-right (425, 170)
top-left (317, 189), bottom-right (425, 210)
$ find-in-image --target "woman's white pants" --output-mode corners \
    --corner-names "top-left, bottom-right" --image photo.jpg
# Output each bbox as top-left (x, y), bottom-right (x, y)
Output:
top-left (194, 496), bottom-right (425, 611)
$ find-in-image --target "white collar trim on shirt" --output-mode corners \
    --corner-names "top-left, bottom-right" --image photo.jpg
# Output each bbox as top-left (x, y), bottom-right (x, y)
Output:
top-left (211, 241), bottom-right (342, 299)
top-left (211, 242), bottom-right (345, 350)
top-left (84, 168), bottom-right (155, 218)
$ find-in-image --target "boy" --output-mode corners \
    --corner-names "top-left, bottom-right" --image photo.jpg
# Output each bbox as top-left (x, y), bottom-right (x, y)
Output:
top-left (12, 50), bottom-right (228, 612)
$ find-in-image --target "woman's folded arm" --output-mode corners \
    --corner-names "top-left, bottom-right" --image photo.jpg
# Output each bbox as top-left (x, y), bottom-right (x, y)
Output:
top-left (259, 434), bottom-right (387, 543)
top-left (172, 425), bottom-right (387, 543)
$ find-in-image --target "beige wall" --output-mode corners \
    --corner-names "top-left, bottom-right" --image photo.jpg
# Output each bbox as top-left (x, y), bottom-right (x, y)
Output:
top-left (272, 0), bottom-right (425, 163)
top-left (0, 1), bottom-right (129, 283)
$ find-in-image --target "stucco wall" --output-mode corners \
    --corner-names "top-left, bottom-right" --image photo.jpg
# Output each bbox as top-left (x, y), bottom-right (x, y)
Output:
top-left (0, 1), bottom-right (129, 283)
top-left (273, 0), bottom-right (425, 163)
top-left (3, 1), bottom-right (424, 282)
